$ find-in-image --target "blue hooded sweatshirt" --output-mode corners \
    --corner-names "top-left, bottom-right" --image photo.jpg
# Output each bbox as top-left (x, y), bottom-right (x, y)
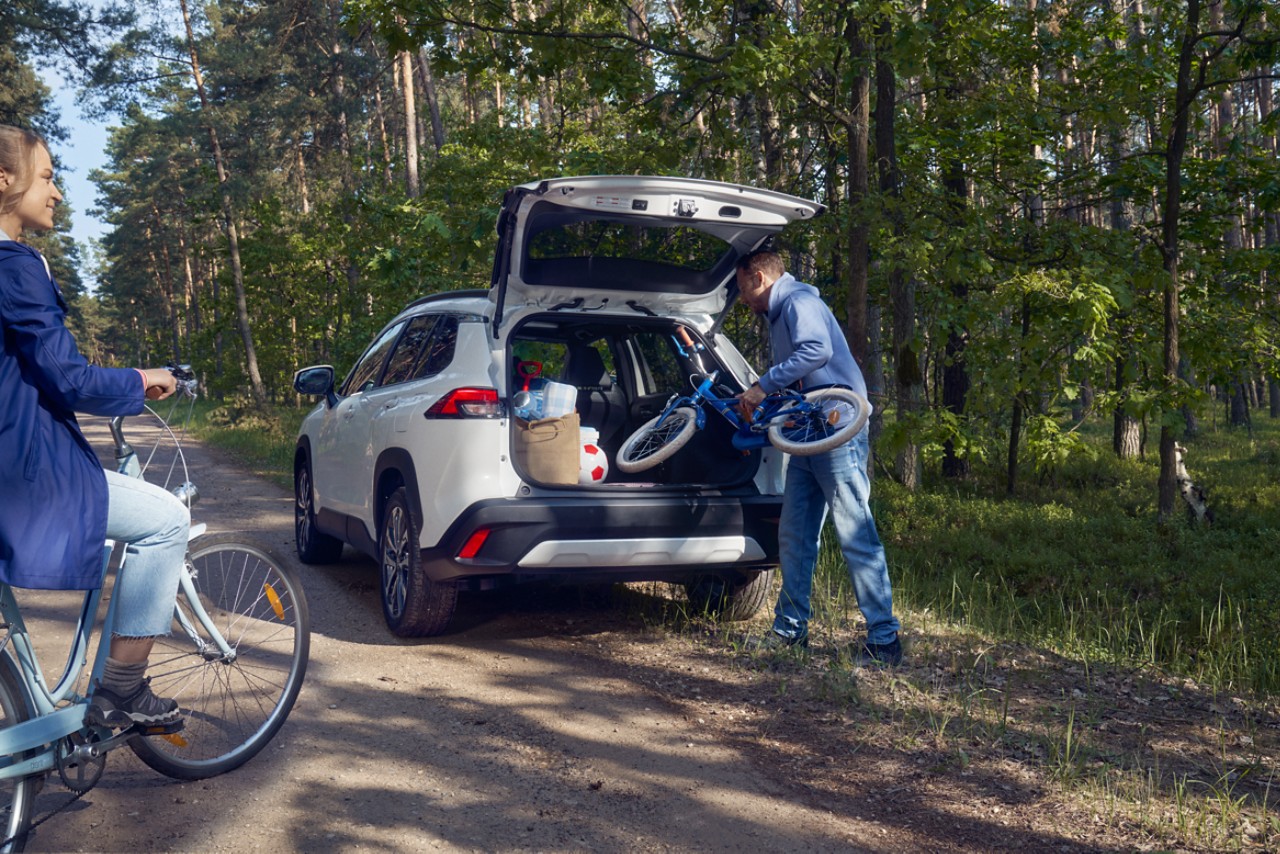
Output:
top-left (0, 240), bottom-right (145, 589)
top-left (757, 273), bottom-right (868, 401)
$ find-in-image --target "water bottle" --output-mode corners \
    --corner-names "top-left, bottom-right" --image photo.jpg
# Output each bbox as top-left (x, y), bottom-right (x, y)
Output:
top-left (513, 391), bottom-right (535, 420)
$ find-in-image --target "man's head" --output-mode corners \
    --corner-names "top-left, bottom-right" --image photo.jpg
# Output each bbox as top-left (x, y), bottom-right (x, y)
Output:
top-left (735, 249), bottom-right (786, 314)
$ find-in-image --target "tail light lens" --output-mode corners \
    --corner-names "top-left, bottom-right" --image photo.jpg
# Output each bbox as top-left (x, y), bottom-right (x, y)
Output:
top-left (425, 388), bottom-right (503, 418)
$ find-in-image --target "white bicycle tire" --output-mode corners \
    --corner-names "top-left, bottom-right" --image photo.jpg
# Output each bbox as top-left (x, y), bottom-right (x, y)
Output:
top-left (767, 388), bottom-right (869, 455)
top-left (616, 407), bottom-right (699, 472)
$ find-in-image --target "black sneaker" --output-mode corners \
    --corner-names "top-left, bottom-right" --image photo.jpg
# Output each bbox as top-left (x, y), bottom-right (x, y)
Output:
top-left (89, 678), bottom-right (181, 728)
top-left (857, 635), bottom-right (903, 668)
top-left (746, 629), bottom-right (809, 651)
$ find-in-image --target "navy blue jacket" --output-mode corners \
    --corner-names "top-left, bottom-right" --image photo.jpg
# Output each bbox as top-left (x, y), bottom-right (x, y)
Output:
top-left (0, 241), bottom-right (144, 589)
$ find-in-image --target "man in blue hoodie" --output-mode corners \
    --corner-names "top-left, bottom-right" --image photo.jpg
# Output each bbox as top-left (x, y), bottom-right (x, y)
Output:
top-left (736, 249), bottom-right (901, 665)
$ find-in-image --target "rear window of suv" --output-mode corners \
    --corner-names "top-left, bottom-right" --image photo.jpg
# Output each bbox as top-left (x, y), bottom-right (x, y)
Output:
top-left (527, 219), bottom-right (725, 271)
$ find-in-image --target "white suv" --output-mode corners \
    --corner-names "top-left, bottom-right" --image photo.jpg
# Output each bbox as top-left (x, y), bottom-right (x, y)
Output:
top-left (292, 176), bottom-right (824, 636)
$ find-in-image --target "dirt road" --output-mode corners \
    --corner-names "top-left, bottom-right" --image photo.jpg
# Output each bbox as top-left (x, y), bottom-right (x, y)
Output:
top-left (21, 423), bottom-right (863, 853)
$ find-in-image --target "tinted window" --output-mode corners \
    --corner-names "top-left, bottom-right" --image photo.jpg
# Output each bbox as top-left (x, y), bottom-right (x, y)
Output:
top-left (526, 220), bottom-right (726, 271)
top-left (341, 321), bottom-right (405, 395)
top-left (382, 315), bottom-right (438, 386)
top-left (633, 332), bottom-right (686, 395)
top-left (412, 315), bottom-right (459, 379)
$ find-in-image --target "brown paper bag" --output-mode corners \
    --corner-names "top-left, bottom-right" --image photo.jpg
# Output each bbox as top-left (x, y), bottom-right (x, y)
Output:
top-left (514, 412), bottom-right (580, 485)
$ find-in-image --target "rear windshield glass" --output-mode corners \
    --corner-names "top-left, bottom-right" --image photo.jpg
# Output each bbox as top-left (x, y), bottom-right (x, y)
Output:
top-left (527, 220), bottom-right (726, 272)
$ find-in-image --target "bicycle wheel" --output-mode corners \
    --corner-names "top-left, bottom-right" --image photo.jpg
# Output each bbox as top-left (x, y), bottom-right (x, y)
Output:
top-left (0, 656), bottom-right (35, 853)
top-left (767, 387), bottom-right (869, 455)
top-left (131, 534), bottom-right (310, 780)
top-left (615, 407), bottom-right (699, 473)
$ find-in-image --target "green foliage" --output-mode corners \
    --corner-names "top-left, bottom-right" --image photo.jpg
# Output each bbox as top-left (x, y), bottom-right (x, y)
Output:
top-left (868, 418), bottom-right (1280, 695)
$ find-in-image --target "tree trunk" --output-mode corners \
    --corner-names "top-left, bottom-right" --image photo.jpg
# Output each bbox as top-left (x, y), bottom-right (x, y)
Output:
top-left (178, 0), bottom-right (266, 406)
top-left (1158, 0), bottom-right (1201, 522)
top-left (399, 50), bottom-right (420, 198)
top-left (417, 49), bottom-right (445, 154)
top-left (876, 14), bottom-right (920, 489)
top-left (844, 13), bottom-right (871, 368)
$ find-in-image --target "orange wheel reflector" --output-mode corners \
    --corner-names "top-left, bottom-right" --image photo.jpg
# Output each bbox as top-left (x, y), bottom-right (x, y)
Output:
top-left (828, 410), bottom-right (839, 426)
top-left (264, 583), bottom-right (285, 620)
top-left (163, 733), bottom-right (189, 747)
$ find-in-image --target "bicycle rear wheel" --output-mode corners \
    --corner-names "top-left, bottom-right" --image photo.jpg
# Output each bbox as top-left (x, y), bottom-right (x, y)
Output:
top-left (0, 655), bottom-right (35, 853)
top-left (767, 388), bottom-right (869, 455)
top-left (131, 534), bottom-right (310, 780)
top-left (616, 407), bottom-right (699, 473)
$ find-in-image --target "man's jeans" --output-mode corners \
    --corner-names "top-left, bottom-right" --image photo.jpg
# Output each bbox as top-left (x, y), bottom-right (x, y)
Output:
top-left (104, 469), bottom-right (188, 638)
top-left (772, 431), bottom-right (900, 645)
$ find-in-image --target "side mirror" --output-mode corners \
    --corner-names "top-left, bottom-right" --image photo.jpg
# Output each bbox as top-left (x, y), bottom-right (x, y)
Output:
top-left (293, 365), bottom-right (337, 407)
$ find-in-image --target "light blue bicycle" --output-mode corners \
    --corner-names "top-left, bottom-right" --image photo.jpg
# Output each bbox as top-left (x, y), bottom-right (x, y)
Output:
top-left (0, 366), bottom-right (310, 852)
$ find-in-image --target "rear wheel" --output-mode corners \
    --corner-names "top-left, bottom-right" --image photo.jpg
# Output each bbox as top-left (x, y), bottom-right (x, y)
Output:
top-left (131, 535), bottom-right (310, 780)
top-left (295, 457), bottom-right (343, 564)
top-left (616, 407), bottom-right (699, 473)
top-left (685, 569), bottom-right (774, 621)
top-left (0, 656), bottom-right (35, 853)
top-left (380, 488), bottom-right (458, 637)
top-left (767, 388), bottom-right (869, 455)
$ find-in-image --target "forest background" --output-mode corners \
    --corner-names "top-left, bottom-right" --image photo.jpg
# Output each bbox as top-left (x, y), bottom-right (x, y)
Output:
top-left (4, 0), bottom-right (1280, 690)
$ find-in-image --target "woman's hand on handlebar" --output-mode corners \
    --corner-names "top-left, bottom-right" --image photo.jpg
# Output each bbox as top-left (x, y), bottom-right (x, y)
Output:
top-left (140, 367), bottom-right (179, 401)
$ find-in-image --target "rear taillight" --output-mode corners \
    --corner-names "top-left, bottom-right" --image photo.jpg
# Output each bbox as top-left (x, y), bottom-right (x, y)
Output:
top-left (425, 388), bottom-right (503, 418)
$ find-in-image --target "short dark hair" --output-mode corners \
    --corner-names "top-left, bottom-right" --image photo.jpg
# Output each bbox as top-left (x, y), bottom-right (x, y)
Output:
top-left (736, 249), bottom-right (785, 279)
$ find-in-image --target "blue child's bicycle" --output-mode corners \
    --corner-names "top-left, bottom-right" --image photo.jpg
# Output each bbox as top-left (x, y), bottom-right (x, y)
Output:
top-left (615, 368), bottom-right (870, 474)
top-left (0, 366), bottom-right (310, 852)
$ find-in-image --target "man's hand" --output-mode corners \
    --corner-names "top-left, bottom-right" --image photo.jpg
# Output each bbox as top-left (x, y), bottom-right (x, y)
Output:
top-left (736, 382), bottom-right (766, 421)
top-left (140, 367), bottom-right (178, 401)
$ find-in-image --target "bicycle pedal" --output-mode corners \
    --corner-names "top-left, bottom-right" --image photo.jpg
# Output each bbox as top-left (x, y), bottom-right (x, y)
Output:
top-left (134, 718), bottom-right (185, 737)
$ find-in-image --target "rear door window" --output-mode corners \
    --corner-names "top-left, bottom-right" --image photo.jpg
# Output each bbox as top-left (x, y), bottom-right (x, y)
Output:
top-left (632, 331), bottom-right (685, 396)
top-left (381, 315), bottom-right (438, 386)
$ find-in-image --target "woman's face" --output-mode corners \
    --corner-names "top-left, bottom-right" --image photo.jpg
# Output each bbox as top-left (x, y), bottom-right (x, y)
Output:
top-left (0, 144), bottom-right (62, 237)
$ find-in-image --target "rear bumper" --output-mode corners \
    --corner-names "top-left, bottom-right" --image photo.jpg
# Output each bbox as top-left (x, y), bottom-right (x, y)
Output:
top-left (419, 492), bottom-right (781, 585)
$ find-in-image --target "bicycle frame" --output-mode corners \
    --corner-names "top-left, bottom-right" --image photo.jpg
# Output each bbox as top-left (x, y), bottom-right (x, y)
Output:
top-left (0, 407), bottom-right (238, 783)
top-left (653, 371), bottom-right (809, 453)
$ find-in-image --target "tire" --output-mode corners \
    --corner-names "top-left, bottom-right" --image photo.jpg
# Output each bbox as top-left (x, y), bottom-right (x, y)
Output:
top-left (767, 388), bottom-right (869, 456)
top-left (380, 488), bottom-right (458, 637)
top-left (684, 569), bottom-right (774, 622)
top-left (131, 535), bottom-right (310, 781)
top-left (615, 407), bottom-right (699, 473)
top-left (295, 457), bottom-right (344, 564)
top-left (0, 656), bottom-right (35, 853)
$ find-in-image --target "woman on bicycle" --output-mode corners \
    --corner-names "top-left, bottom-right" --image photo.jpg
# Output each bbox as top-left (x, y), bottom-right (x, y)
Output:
top-left (0, 124), bottom-right (185, 728)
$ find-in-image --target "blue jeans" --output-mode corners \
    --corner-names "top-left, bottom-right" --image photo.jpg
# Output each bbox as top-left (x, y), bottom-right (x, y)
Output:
top-left (772, 431), bottom-right (900, 645)
top-left (104, 469), bottom-right (188, 638)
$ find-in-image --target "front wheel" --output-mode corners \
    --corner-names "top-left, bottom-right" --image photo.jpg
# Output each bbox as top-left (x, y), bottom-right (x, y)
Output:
top-left (767, 388), bottom-right (869, 456)
top-left (295, 457), bottom-right (344, 564)
top-left (0, 656), bottom-right (36, 853)
top-left (131, 534), bottom-right (311, 780)
top-left (616, 407), bottom-right (699, 473)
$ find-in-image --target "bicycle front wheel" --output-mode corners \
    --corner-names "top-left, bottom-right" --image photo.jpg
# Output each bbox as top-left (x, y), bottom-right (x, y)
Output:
top-left (616, 407), bottom-right (699, 473)
top-left (0, 655), bottom-right (35, 853)
top-left (131, 534), bottom-right (310, 780)
top-left (767, 387), bottom-right (869, 455)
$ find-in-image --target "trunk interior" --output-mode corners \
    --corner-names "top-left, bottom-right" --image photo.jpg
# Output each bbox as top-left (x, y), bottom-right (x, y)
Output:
top-left (509, 314), bottom-right (760, 489)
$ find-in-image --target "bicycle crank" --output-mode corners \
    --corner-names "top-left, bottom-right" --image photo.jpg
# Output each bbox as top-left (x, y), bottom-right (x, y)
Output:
top-left (56, 732), bottom-right (107, 792)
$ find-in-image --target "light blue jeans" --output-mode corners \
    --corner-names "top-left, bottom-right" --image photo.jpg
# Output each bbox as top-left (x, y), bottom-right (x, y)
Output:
top-left (772, 431), bottom-right (900, 645)
top-left (104, 469), bottom-right (188, 637)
